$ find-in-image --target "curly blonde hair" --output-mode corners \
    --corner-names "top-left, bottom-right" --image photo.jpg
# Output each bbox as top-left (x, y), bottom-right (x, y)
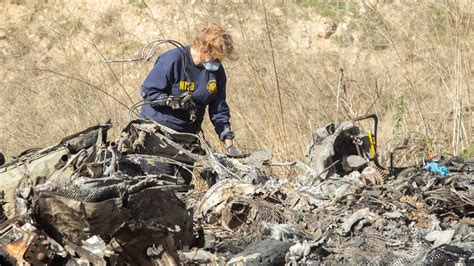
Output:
top-left (192, 25), bottom-right (237, 61)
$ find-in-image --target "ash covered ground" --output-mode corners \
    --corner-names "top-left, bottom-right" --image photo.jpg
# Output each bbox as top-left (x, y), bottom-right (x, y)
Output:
top-left (1, 117), bottom-right (473, 265)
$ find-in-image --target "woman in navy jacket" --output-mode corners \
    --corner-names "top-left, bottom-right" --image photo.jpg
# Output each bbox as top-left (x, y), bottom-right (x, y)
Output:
top-left (140, 25), bottom-right (243, 156)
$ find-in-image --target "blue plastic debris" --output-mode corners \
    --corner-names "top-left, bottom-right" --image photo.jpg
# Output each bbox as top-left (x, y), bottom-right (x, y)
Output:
top-left (424, 162), bottom-right (449, 176)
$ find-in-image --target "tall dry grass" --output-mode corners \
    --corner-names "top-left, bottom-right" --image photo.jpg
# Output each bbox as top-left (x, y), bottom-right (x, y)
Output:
top-left (0, 0), bottom-right (473, 169)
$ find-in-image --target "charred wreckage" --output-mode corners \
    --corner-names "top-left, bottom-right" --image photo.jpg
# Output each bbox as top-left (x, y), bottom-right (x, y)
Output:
top-left (0, 115), bottom-right (473, 265)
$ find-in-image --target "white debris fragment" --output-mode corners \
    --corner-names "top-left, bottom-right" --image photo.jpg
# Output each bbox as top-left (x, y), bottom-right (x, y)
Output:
top-left (340, 208), bottom-right (374, 235)
top-left (285, 240), bottom-right (311, 264)
top-left (383, 210), bottom-right (403, 219)
top-left (81, 235), bottom-right (108, 257)
top-left (425, 230), bottom-right (456, 247)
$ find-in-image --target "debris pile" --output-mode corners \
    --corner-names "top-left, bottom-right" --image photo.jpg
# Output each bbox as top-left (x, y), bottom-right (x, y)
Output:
top-left (1, 117), bottom-right (473, 265)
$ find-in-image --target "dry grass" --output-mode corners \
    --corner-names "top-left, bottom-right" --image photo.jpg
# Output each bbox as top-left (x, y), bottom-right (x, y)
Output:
top-left (0, 1), bottom-right (473, 169)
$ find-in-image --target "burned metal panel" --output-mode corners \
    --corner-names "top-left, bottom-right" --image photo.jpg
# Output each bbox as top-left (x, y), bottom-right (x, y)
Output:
top-left (34, 193), bottom-right (124, 242)
top-left (0, 147), bottom-right (69, 219)
top-left (0, 123), bottom-right (111, 219)
top-left (29, 176), bottom-right (192, 264)
top-left (119, 119), bottom-right (204, 164)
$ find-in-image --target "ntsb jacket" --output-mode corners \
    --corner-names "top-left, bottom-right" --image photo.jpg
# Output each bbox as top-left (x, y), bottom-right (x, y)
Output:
top-left (139, 46), bottom-right (232, 140)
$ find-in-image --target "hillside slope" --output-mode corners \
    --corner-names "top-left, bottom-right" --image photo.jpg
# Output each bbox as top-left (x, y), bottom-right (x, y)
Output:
top-left (0, 0), bottom-right (473, 164)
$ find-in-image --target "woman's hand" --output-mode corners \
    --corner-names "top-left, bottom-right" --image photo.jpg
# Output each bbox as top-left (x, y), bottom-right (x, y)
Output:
top-left (225, 142), bottom-right (249, 158)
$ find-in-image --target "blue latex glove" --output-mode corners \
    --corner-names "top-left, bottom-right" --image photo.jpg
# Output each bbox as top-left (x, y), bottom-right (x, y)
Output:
top-left (424, 162), bottom-right (449, 176)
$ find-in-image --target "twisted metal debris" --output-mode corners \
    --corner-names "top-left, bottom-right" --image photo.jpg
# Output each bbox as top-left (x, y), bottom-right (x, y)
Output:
top-left (0, 116), bottom-right (472, 265)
